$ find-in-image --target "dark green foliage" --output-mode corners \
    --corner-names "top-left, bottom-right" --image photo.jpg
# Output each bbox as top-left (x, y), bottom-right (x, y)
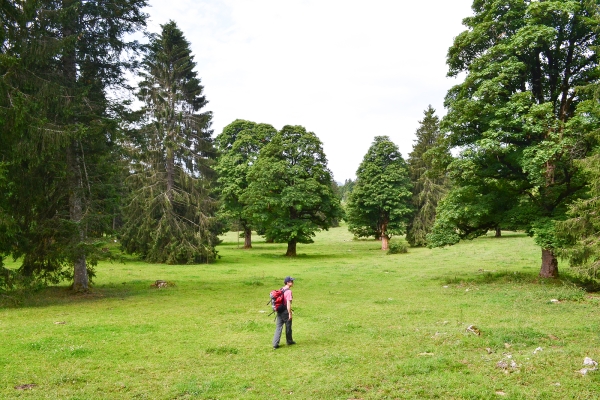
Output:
top-left (346, 136), bottom-right (413, 250)
top-left (406, 106), bottom-right (449, 247)
top-left (242, 125), bottom-right (342, 256)
top-left (387, 239), bottom-right (409, 255)
top-left (0, 0), bottom-right (147, 290)
top-left (557, 84), bottom-right (600, 280)
top-left (215, 120), bottom-right (276, 248)
top-left (338, 179), bottom-right (355, 203)
top-left (120, 21), bottom-right (219, 264)
top-left (431, 0), bottom-right (600, 277)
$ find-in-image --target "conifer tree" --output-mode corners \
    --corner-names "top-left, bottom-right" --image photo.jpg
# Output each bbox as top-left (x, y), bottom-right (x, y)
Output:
top-left (120, 21), bottom-right (219, 264)
top-left (0, 0), bottom-right (147, 291)
top-left (556, 83), bottom-right (600, 279)
top-left (406, 106), bottom-right (449, 247)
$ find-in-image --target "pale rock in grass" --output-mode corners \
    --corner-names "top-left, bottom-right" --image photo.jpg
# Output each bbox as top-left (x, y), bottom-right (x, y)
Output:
top-left (583, 357), bottom-right (598, 367)
top-left (466, 325), bottom-right (481, 336)
top-left (496, 356), bottom-right (518, 373)
top-left (496, 360), bottom-right (508, 370)
top-left (550, 299), bottom-right (560, 303)
top-left (533, 347), bottom-right (543, 354)
top-left (579, 358), bottom-right (598, 375)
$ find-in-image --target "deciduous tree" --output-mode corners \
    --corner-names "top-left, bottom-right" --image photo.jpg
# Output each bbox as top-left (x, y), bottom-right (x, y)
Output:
top-left (215, 120), bottom-right (276, 248)
top-left (242, 125), bottom-right (342, 256)
top-left (346, 136), bottom-right (413, 250)
top-left (434, 0), bottom-right (600, 277)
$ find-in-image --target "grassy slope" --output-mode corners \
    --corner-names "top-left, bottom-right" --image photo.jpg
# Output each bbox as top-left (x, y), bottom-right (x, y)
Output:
top-left (1, 227), bottom-right (600, 399)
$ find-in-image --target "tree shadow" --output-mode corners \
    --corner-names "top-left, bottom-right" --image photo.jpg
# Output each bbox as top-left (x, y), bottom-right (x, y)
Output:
top-left (438, 269), bottom-right (600, 292)
top-left (0, 280), bottom-right (161, 309)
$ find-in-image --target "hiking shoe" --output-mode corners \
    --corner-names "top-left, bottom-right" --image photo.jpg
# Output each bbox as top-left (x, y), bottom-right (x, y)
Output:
top-left (287, 341), bottom-right (296, 345)
top-left (273, 345), bottom-right (279, 349)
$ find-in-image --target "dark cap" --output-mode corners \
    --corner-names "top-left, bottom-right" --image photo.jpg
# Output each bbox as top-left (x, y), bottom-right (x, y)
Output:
top-left (284, 276), bottom-right (295, 284)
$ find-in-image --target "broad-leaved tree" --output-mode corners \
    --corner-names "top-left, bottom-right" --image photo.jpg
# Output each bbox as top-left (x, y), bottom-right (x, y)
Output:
top-left (433, 0), bottom-right (600, 277)
top-left (242, 125), bottom-right (342, 256)
top-left (346, 136), bottom-right (413, 250)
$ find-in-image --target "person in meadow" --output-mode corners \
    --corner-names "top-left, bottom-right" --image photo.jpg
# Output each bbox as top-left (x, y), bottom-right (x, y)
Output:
top-left (273, 276), bottom-right (296, 349)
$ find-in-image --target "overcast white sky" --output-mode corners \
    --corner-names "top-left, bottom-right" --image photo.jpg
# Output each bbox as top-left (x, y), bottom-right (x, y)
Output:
top-left (145, 0), bottom-right (474, 182)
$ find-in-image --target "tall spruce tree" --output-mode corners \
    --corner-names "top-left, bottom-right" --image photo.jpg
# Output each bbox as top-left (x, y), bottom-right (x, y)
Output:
top-left (120, 21), bottom-right (219, 264)
top-left (346, 136), bottom-right (413, 250)
top-left (556, 82), bottom-right (600, 279)
top-left (432, 0), bottom-right (600, 277)
top-left (215, 120), bottom-right (276, 249)
top-left (0, 0), bottom-right (147, 291)
top-left (406, 106), bottom-right (448, 247)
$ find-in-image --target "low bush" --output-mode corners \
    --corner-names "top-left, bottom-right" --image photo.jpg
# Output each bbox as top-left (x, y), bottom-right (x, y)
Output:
top-left (387, 239), bottom-right (409, 254)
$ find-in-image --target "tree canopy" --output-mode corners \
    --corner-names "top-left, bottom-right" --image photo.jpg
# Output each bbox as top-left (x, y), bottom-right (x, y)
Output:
top-left (431, 0), bottom-right (600, 277)
top-left (242, 125), bottom-right (342, 256)
top-left (215, 120), bottom-right (277, 248)
top-left (346, 136), bottom-right (412, 250)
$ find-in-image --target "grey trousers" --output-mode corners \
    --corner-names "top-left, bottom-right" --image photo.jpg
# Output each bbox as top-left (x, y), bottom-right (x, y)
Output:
top-left (273, 310), bottom-right (293, 347)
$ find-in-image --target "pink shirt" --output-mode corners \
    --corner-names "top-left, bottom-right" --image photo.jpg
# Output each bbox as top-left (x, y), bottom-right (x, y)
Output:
top-left (283, 289), bottom-right (293, 304)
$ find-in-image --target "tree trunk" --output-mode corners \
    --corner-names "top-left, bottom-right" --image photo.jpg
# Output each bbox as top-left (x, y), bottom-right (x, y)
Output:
top-left (166, 147), bottom-right (174, 202)
top-left (67, 141), bottom-right (89, 292)
top-left (381, 222), bottom-right (389, 250)
top-left (539, 248), bottom-right (559, 278)
top-left (286, 240), bottom-right (297, 257)
top-left (244, 227), bottom-right (252, 249)
top-left (495, 227), bottom-right (501, 237)
top-left (63, 2), bottom-right (88, 292)
top-left (381, 235), bottom-right (389, 251)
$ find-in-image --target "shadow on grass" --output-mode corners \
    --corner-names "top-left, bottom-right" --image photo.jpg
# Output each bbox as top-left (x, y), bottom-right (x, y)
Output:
top-left (0, 280), bottom-right (162, 309)
top-left (438, 270), bottom-right (600, 292)
top-left (478, 231), bottom-right (529, 240)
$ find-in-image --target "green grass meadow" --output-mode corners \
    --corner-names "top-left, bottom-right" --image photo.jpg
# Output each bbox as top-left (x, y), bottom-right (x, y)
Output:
top-left (2, 227), bottom-right (600, 399)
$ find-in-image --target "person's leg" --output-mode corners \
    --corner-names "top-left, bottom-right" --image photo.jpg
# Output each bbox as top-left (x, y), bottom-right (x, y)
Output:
top-left (273, 313), bottom-right (284, 348)
top-left (285, 312), bottom-right (294, 344)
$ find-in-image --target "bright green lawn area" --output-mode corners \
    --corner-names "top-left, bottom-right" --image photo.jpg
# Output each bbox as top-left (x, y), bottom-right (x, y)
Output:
top-left (2, 227), bottom-right (600, 399)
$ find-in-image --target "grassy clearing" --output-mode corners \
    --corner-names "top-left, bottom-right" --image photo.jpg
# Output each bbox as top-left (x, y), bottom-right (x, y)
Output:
top-left (2, 227), bottom-right (600, 399)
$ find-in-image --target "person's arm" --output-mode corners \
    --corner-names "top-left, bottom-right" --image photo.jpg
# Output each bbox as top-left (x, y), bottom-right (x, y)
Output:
top-left (287, 299), bottom-right (292, 319)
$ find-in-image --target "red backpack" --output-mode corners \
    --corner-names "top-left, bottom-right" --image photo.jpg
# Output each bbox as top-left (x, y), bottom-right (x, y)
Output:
top-left (268, 287), bottom-right (288, 314)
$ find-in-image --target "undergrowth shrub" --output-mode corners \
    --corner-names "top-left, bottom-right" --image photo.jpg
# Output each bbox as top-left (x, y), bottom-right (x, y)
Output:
top-left (387, 239), bottom-right (408, 255)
